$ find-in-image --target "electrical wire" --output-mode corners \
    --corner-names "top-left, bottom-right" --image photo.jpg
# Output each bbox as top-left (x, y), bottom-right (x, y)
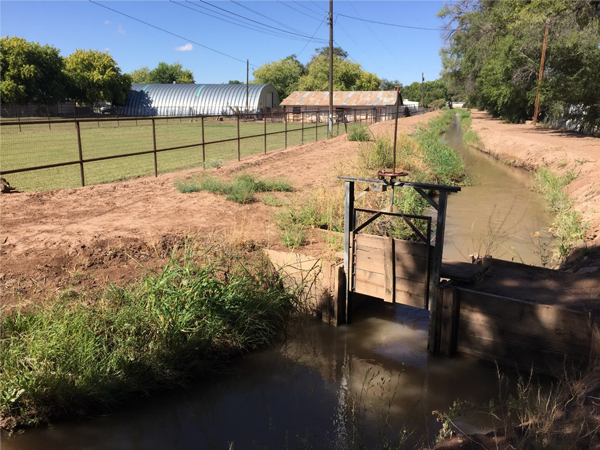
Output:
top-left (277, 0), bottom-right (323, 21)
top-left (89, 0), bottom-right (254, 65)
top-left (231, 0), bottom-right (308, 36)
top-left (347, 1), bottom-right (398, 61)
top-left (337, 13), bottom-right (447, 31)
top-left (173, 1), bottom-right (322, 43)
top-left (296, 17), bottom-right (326, 58)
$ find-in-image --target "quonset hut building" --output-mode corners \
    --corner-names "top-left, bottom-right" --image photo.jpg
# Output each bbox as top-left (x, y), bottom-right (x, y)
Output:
top-left (122, 83), bottom-right (280, 116)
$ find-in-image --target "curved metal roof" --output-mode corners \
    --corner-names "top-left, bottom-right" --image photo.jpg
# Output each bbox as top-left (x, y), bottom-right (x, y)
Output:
top-left (124, 83), bottom-right (280, 116)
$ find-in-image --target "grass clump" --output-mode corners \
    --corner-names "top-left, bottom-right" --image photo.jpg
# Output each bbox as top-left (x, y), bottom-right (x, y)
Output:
top-left (0, 242), bottom-right (298, 431)
top-left (175, 173), bottom-right (293, 204)
top-left (348, 125), bottom-right (372, 142)
top-left (534, 167), bottom-right (586, 261)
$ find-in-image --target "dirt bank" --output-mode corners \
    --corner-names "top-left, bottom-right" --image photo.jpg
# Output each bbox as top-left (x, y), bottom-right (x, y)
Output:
top-left (469, 110), bottom-right (600, 270)
top-left (0, 112), bottom-right (440, 307)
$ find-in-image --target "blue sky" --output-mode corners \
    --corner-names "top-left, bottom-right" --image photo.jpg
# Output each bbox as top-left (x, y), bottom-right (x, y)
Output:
top-left (1, 1), bottom-right (450, 87)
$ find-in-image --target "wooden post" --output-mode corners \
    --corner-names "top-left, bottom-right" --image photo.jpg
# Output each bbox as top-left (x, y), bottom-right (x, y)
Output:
top-left (152, 118), bottom-right (158, 177)
top-left (533, 23), bottom-right (549, 126)
top-left (344, 181), bottom-right (355, 324)
top-left (428, 190), bottom-right (449, 355)
top-left (75, 121), bottom-right (85, 187)
top-left (315, 112), bottom-right (318, 142)
top-left (439, 284), bottom-right (459, 357)
top-left (384, 237), bottom-right (396, 303)
top-left (590, 314), bottom-right (600, 368)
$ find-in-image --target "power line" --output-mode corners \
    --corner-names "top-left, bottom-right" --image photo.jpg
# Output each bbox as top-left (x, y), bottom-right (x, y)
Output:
top-left (337, 13), bottom-right (447, 31)
top-left (89, 0), bottom-right (254, 65)
top-left (297, 17), bottom-right (326, 58)
top-left (347, 1), bottom-right (398, 61)
top-left (231, 0), bottom-right (308, 36)
top-left (199, 0), bottom-right (323, 41)
top-left (173, 1), bottom-right (321, 43)
top-left (335, 20), bottom-right (386, 73)
top-left (277, 0), bottom-right (323, 21)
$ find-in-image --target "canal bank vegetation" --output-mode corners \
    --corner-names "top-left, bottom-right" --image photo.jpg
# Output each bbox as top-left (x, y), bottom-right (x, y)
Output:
top-left (276, 109), bottom-right (472, 247)
top-left (0, 240), bottom-right (299, 432)
top-left (533, 167), bottom-right (587, 263)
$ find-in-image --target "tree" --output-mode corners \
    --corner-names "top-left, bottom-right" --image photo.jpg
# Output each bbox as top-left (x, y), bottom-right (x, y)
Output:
top-left (402, 79), bottom-right (450, 108)
top-left (129, 67), bottom-right (150, 83)
top-left (439, 0), bottom-right (600, 129)
top-left (379, 78), bottom-right (401, 91)
top-left (297, 51), bottom-right (381, 92)
top-left (0, 36), bottom-right (67, 104)
top-left (64, 49), bottom-right (131, 105)
top-left (228, 80), bottom-right (243, 84)
top-left (147, 62), bottom-right (194, 84)
top-left (252, 55), bottom-right (305, 99)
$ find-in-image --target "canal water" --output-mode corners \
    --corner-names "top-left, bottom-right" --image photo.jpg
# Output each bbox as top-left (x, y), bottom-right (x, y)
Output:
top-left (443, 115), bottom-right (554, 266)
top-left (3, 116), bottom-right (551, 449)
top-left (3, 303), bottom-right (505, 450)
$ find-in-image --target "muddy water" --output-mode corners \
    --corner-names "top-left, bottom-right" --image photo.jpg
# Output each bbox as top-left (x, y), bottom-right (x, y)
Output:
top-left (443, 116), bottom-right (554, 266)
top-left (3, 302), bottom-right (506, 450)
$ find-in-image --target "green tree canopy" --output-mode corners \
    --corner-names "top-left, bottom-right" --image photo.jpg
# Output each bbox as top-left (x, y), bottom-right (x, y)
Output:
top-left (0, 36), bottom-right (67, 104)
top-left (147, 62), bottom-right (194, 84)
top-left (379, 78), bottom-right (401, 91)
top-left (129, 66), bottom-right (150, 83)
top-left (297, 51), bottom-right (381, 92)
top-left (228, 80), bottom-right (243, 84)
top-left (252, 55), bottom-right (305, 99)
top-left (439, 0), bottom-right (600, 130)
top-left (64, 49), bottom-right (131, 105)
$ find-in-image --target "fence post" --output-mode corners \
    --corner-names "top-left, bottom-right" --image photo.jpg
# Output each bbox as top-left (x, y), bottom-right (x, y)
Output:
top-left (284, 110), bottom-right (288, 149)
top-left (152, 118), bottom-right (158, 177)
top-left (47, 105), bottom-right (52, 131)
top-left (301, 111), bottom-right (304, 145)
top-left (201, 116), bottom-right (206, 168)
top-left (263, 114), bottom-right (267, 154)
top-left (75, 121), bottom-right (85, 187)
top-left (237, 113), bottom-right (241, 161)
top-left (315, 112), bottom-right (318, 141)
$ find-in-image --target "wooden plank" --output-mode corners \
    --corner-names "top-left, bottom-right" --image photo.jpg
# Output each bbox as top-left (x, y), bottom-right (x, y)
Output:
top-left (354, 248), bottom-right (427, 282)
top-left (457, 318), bottom-right (590, 358)
top-left (441, 260), bottom-right (488, 282)
top-left (439, 286), bottom-right (458, 357)
top-left (457, 333), bottom-right (588, 374)
top-left (428, 191), bottom-right (448, 355)
top-left (384, 237), bottom-right (395, 303)
top-left (354, 269), bottom-right (424, 308)
top-left (457, 288), bottom-right (591, 345)
top-left (355, 234), bottom-right (428, 258)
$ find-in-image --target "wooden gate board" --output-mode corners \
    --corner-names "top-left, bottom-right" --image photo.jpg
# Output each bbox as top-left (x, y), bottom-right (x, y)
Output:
top-left (454, 287), bottom-right (592, 373)
top-left (352, 234), bottom-right (429, 309)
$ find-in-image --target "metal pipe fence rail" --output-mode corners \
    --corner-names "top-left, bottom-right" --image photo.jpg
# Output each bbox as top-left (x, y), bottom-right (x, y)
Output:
top-left (0, 108), bottom-right (412, 192)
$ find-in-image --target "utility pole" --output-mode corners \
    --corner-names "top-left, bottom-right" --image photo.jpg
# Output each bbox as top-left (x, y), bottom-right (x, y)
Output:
top-left (246, 59), bottom-right (249, 112)
top-left (328, 0), bottom-right (334, 137)
top-left (421, 73), bottom-right (424, 108)
top-left (532, 23), bottom-right (549, 126)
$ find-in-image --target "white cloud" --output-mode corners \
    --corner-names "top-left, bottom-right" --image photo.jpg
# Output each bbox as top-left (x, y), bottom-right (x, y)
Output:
top-left (118, 25), bottom-right (126, 35)
top-left (175, 43), bottom-right (193, 52)
top-left (105, 47), bottom-right (110, 52)
top-left (104, 20), bottom-right (111, 26)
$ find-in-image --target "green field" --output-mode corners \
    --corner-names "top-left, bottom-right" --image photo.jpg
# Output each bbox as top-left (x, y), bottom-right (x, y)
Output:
top-left (1, 117), bottom-right (357, 191)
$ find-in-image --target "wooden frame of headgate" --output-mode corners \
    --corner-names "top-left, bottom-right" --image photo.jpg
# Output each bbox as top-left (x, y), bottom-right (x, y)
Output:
top-left (339, 175), bottom-right (461, 355)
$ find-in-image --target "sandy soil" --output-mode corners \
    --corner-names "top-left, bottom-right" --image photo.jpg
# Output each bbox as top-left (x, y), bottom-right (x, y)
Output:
top-left (0, 111), bottom-right (439, 308)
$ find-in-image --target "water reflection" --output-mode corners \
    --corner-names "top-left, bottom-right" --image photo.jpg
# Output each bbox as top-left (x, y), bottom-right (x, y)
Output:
top-left (3, 302), bottom-right (504, 450)
top-left (444, 116), bottom-right (554, 266)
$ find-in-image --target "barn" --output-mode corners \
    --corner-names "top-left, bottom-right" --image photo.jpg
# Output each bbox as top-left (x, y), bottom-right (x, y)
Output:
top-left (280, 91), bottom-right (421, 122)
top-left (122, 83), bottom-right (280, 116)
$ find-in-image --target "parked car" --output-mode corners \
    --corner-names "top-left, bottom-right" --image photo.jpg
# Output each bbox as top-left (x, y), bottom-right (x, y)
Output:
top-left (100, 105), bottom-right (112, 114)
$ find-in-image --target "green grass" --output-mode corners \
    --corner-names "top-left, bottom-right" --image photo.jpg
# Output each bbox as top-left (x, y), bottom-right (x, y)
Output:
top-left (0, 242), bottom-right (298, 431)
top-left (534, 167), bottom-right (586, 260)
top-left (347, 124), bottom-right (372, 142)
top-left (175, 173), bottom-right (293, 204)
top-left (0, 117), bottom-right (337, 192)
